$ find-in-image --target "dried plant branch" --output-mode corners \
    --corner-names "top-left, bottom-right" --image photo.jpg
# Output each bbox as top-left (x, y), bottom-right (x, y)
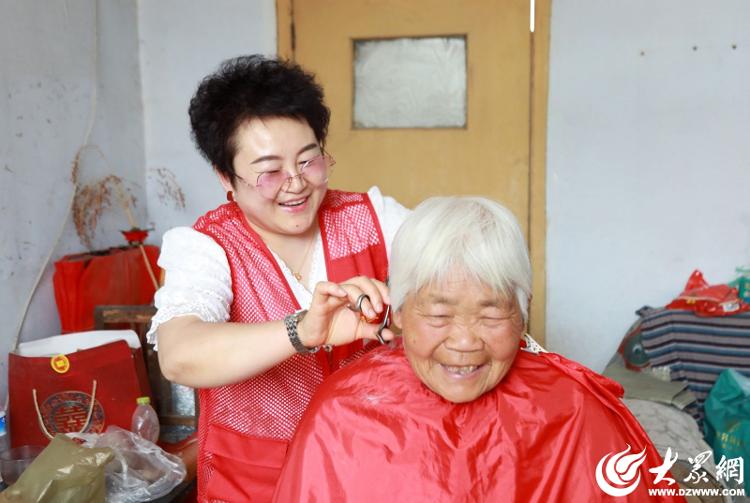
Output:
top-left (70, 145), bottom-right (145, 248)
top-left (148, 167), bottom-right (186, 210)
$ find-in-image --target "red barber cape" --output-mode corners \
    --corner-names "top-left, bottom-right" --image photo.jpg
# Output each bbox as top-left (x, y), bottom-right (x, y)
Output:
top-left (274, 344), bottom-right (685, 502)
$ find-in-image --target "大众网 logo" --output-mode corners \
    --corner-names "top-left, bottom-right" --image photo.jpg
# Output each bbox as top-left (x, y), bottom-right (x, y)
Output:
top-left (595, 445), bottom-right (648, 496)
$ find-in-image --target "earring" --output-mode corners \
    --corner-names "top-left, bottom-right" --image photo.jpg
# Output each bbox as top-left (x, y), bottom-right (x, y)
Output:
top-left (226, 191), bottom-right (234, 202)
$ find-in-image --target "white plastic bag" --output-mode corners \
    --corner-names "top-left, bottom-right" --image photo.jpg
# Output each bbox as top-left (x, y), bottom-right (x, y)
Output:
top-left (69, 426), bottom-right (186, 503)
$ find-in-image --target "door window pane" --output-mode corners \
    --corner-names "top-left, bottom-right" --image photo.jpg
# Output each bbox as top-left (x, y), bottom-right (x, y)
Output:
top-left (353, 36), bottom-right (467, 129)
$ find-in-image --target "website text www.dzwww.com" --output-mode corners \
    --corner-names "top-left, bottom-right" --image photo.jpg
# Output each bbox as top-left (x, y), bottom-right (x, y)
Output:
top-left (648, 487), bottom-right (745, 497)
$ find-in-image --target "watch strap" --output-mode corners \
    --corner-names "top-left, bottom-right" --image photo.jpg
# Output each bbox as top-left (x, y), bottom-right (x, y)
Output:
top-left (285, 309), bottom-right (319, 354)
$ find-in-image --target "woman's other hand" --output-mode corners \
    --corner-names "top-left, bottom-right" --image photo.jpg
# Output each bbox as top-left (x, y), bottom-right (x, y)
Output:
top-left (300, 276), bottom-right (395, 348)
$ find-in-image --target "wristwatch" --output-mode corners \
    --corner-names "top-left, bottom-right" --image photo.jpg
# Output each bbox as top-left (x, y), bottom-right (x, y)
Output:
top-left (284, 309), bottom-right (320, 354)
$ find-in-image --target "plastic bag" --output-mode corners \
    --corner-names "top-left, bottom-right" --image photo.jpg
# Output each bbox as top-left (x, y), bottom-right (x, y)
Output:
top-left (70, 426), bottom-right (186, 503)
top-left (703, 369), bottom-right (750, 488)
top-left (729, 266), bottom-right (750, 304)
top-left (0, 434), bottom-right (114, 502)
top-left (666, 269), bottom-right (750, 316)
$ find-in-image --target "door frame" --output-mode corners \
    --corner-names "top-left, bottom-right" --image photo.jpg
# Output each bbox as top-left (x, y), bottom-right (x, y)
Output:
top-left (276, 0), bottom-right (550, 345)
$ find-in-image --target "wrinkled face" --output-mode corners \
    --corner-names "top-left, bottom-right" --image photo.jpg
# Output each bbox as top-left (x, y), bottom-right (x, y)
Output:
top-left (395, 272), bottom-right (524, 403)
top-left (220, 116), bottom-right (327, 238)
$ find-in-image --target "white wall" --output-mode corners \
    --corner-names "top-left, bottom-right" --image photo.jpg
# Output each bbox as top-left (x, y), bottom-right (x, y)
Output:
top-left (138, 0), bottom-right (277, 241)
top-left (0, 0), bottom-right (145, 400)
top-left (546, 0), bottom-right (750, 372)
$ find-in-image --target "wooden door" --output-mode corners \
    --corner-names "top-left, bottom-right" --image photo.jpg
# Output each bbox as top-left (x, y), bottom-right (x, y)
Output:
top-left (278, 0), bottom-right (549, 343)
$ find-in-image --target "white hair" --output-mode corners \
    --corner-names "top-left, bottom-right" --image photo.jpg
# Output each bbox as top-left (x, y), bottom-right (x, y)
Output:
top-left (389, 196), bottom-right (532, 321)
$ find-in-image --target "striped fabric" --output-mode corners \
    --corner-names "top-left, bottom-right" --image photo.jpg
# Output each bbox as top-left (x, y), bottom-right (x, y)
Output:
top-left (637, 307), bottom-right (750, 422)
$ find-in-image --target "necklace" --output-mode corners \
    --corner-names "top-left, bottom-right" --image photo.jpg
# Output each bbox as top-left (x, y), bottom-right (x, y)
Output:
top-left (289, 233), bottom-right (316, 282)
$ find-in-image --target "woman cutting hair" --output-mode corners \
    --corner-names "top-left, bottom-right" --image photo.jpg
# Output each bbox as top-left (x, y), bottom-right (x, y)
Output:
top-left (147, 55), bottom-right (409, 502)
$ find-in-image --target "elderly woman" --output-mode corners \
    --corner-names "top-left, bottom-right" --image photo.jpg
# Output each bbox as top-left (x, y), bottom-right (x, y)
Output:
top-left (273, 197), bottom-right (684, 502)
top-left (148, 55), bottom-right (407, 502)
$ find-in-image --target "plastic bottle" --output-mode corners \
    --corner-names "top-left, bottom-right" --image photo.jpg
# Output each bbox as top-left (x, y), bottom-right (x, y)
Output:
top-left (0, 408), bottom-right (9, 485)
top-left (131, 396), bottom-right (160, 443)
top-left (0, 409), bottom-right (9, 453)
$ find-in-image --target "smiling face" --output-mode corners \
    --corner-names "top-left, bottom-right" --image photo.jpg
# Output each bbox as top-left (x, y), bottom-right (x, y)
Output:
top-left (220, 116), bottom-right (328, 239)
top-left (395, 271), bottom-right (524, 403)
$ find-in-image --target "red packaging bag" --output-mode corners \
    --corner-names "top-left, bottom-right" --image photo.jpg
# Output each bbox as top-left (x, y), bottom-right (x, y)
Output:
top-left (7, 330), bottom-right (152, 447)
top-left (667, 269), bottom-right (750, 317)
top-left (53, 245), bottom-right (160, 333)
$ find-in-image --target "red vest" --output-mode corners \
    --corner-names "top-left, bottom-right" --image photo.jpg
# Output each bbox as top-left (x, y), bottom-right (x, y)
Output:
top-left (192, 190), bottom-right (388, 502)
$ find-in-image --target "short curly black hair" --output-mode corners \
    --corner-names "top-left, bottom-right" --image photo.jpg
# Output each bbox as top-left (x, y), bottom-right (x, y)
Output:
top-left (188, 55), bottom-right (330, 181)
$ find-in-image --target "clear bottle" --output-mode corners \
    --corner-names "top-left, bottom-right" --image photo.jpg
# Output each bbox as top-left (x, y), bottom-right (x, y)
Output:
top-left (131, 396), bottom-right (160, 443)
top-left (0, 410), bottom-right (5, 486)
top-left (0, 409), bottom-right (10, 453)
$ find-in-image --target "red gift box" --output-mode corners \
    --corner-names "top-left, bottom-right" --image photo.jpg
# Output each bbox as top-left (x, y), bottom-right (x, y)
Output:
top-left (7, 331), bottom-right (152, 447)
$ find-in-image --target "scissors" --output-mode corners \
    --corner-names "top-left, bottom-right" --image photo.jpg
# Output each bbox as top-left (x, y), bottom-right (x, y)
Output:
top-left (349, 293), bottom-right (391, 344)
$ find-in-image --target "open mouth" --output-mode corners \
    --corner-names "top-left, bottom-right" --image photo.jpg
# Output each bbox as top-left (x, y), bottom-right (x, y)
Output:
top-left (440, 364), bottom-right (485, 377)
top-left (278, 196), bottom-right (308, 208)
